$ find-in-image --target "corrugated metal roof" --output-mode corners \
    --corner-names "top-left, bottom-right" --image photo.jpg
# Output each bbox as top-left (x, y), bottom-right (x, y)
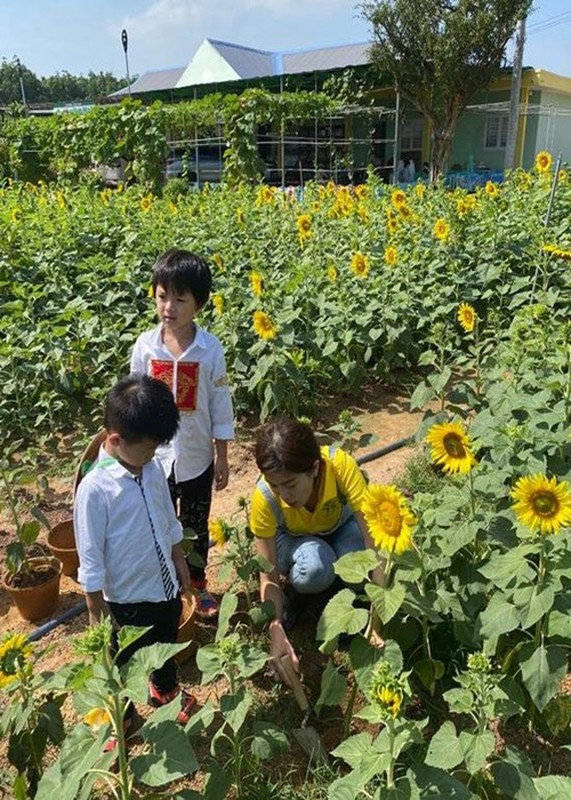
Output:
top-left (283, 43), bottom-right (370, 75)
top-left (111, 40), bottom-right (372, 97)
top-left (111, 66), bottom-right (186, 96)
top-left (207, 39), bottom-right (275, 79)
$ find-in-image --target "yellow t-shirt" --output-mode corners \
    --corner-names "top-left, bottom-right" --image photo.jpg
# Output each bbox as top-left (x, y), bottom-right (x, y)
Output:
top-left (250, 446), bottom-right (366, 539)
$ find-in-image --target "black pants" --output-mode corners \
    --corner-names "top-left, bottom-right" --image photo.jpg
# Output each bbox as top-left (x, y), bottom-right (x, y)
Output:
top-left (168, 462), bottom-right (213, 584)
top-left (109, 595), bottom-right (182, 718)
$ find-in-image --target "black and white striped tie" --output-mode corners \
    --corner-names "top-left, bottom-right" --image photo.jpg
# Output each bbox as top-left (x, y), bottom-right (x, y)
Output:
top-left (134, 476), bottom-right (176, 600)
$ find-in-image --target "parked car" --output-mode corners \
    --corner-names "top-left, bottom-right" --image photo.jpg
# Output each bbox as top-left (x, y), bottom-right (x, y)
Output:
top-left (165, 146), bottom-right (224, 184)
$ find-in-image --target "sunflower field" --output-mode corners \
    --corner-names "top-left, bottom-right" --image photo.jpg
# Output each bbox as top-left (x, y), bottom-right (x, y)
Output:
top-left (1, 153), bottom-right (571, 798)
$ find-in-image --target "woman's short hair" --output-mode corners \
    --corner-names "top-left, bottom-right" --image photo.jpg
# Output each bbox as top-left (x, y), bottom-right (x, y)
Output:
top-left (255, 418), bottom-right (321, 474)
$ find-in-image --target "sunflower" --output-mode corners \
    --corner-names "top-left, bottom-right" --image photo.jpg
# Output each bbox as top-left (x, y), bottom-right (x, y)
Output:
top-left (350, 251), bottom-right (370, 278)
top-left (296, 213), bottom-right (312, 241)
top-left (391, 188), bottom-right (407, 209)
top-left (361, 484), bottom-right (416, 555)
top-left (236, 207), bottom-right (245, 225)
top-left (169, 201), bottom-right (178, 214)
top-left (456, 198), bottom-right (469, 216)
top-left (253, 310), bottom-right (278, 340)
top-left (256, 185), bottom-right (276, 206)
top-left (140, 195), bottom-right (152, 213)
top-left (433, 218), bottom-right (450, 242)
top-left (426, 421), bottom-right (477, 474)
top-left (535, 150), bottom-right (553, 173)
top-left (212, 294), bottom-right (224, 316)
top-left (511, 474), bottom-right (571, 535)
top-left (485, 181), bottom-right (499, 197)
top-left (457, 302), bottom-right (477, 333)
top-left (209, 518), bottom-right (229, 546)
top-left (250, 271), bottom-right (263, 297)
top-left (0, 633), bottom-right (34, 688)
top-left (327, 264), bottom-right (338, 282)
top-left (369, 660), bottom-right (405, 720)
top-left (384, 245), bottom-right (398, 266)
top-left (84, 707), bottom-right (111, 730)
top-left (542, 243), bottom-right (571, 261)
top-left (10, 207), bottom-right (22, 224)
top-left (414, 183), bottom-right (426, 199)
top-left (211, 253), bottom-right (224, 270)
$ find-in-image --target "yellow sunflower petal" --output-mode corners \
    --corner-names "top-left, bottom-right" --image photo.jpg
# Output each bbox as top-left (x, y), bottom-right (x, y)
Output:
top-left (511, 474), bottom-right (571, 535)
top-left (425, 421), bottom-right (477, 474)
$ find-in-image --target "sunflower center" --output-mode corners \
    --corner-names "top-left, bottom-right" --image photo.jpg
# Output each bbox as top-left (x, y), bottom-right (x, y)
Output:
top-left (378, 501), bottom-right (402, 538)
top-left (532, 491), bottom-right (558, 517)
top-left (443, 433), bottom-right (466, 459)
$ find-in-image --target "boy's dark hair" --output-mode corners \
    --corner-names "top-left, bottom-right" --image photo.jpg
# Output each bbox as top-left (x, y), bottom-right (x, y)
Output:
top-left (151, 248), bottom-right (212, 308)
top-left (255, 418), bottom-right (322, 475)
top-left (104, 374), bottom-right (180, 444)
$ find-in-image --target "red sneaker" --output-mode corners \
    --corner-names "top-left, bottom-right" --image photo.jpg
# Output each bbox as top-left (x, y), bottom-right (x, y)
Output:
top-left (148, 682), bottom-right (197, 725)
top-left (192, 587), bottom-right (219, 619)
top-left (103, 715), bottom-right (133, 754)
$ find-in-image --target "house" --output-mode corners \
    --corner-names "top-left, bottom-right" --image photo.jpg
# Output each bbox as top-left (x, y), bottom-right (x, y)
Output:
top-left (112, 38), bottom-right (571, 180)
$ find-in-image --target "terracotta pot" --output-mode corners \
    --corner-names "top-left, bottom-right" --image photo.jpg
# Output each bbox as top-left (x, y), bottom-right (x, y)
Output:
top-left (175, 592), bottom-right (197, 664)
top-left (2, 556), bottom-right (63, 622)
top-left (47, 519), bottom-right (79, 578)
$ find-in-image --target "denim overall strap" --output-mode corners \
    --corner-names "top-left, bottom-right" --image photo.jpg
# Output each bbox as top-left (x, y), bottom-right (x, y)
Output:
top-left (256, 478), bottom-right (286, 529)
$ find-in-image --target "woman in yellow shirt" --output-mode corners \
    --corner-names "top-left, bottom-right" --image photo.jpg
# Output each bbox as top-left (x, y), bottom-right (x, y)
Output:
top-left (250, 418), bottom-right (380, 684)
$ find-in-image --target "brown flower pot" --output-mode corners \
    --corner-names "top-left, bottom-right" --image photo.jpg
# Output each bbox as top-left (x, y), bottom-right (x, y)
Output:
top-left (2, 556), bottom-right (63, 622)
top-left (175, 592), bottom-right (197, 664)
top-left (47, 519), bottom-right (79, 578)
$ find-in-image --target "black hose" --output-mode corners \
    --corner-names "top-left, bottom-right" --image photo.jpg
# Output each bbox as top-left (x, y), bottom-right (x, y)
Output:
top-left (27, 600), bottom-right (87, 642)
top-left (356, 436), bottom-right (413, 466)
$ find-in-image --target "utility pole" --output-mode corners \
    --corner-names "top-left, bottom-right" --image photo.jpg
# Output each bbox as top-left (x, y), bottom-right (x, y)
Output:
top-left (504, 14), bottom-right (527, 172)
top-left (121, 29), bottom-right (132, 97)
top-left (15, 57), bottom-right (27, 107)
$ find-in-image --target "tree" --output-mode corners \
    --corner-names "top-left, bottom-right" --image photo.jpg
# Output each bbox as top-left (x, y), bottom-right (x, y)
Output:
top-left (0, 57), bottom-right (43, 105)
top-left (360, 0), bottom-right (532, 178)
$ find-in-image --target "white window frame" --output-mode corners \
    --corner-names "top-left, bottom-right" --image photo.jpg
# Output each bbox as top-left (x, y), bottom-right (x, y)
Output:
top-left (484, 114), bottom-right (509, 149)
top-left (400, 118), bottom-right (424, 151)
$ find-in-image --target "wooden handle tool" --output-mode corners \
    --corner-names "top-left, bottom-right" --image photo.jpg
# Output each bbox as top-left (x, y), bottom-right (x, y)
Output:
top-left (280, 654), bottom-right (309, 712)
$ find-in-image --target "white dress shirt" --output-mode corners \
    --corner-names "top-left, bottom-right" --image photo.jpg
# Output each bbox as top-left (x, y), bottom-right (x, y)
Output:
top-left (74, 448), bottom-right (183, 603)
top-left (130, 324), bottom-right (234, 481)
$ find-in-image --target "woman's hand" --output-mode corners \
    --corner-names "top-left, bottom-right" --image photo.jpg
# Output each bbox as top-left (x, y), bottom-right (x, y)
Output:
top-left (268, 619), bottom-right (300, 685)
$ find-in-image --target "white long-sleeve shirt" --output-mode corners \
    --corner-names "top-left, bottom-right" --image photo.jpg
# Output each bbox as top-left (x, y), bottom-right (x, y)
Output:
top-left (130, 324), bottom-right (234, 481)
top-left (74, 448), bottom-right (183, 603)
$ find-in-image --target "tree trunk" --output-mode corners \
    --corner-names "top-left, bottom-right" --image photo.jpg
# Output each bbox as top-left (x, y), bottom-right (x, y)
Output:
top-left (430, 127), bottom-right (454, 182)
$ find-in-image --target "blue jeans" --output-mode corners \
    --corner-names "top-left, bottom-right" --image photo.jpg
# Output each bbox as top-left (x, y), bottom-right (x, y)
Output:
top-left (276, 514), bottom-right (365, 595)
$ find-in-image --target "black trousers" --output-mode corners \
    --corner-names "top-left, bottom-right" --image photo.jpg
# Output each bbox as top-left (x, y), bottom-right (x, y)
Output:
top-left (108, 595), bottom-right (182, 718)
top-left (168, 462), bottom-right (213, 584)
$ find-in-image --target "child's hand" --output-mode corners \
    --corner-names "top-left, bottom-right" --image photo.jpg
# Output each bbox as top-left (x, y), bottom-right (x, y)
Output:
top-left (214, 456), bottom-right (229, 490)
top-left (172, 545), bottom-right (190, 592)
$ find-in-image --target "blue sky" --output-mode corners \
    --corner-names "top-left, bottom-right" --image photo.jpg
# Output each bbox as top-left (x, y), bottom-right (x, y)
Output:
top-left (1, 0), bottom-right (569, 80)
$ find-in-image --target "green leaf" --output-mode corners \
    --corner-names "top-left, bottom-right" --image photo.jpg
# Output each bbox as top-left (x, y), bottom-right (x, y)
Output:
top-left (316, 588), bottom-right (369, 648)
top-left (490, 761), bottom-right (540, 800)
top-left (533, 775), bottom-right (571, 799)
top-left (331, 731), bottom-right (374, 769)
top-left (519, 644), bottom-right (568, 712)
top-left (365, 582), bottom-right (406, 624)
top-left (413, 658), bottom-right (444, 694)
top-left (123, 641), bottom-right (189, 703)
top-left (425, 721), bottom-right (463, 770)
top-left (409, 763), bottom-right (478, 798)
top-left (250, 721), bottom-right (289, 760)
top-left (334, 548), bottom-right (379, 583)
top-left (131, 720), bottom-right (198, 786)
top-left (220, 687), bottom-right (252, 734)
top-left (316, 658), bottom-right (347, 712)
top-left (459, 729), bottom-right (495, 773)
top-left (479, 593), bottom-right (520, 639)
top-left (216, 591), bottom-right (238, 642)
top-left (514, 583), bottom-right (555, 630)
top-left (543, 694), bottom-right (571, 737)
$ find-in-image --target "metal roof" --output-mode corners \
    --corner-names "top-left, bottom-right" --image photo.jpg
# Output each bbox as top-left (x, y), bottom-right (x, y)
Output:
top-left (111, 66), bottom-right (186, 97)
top-left (283, 43), bottom-right (370, 75)
top-left (113, 39), bottom-right (372, 96)
top-left (206, 39), bottom-right (275, 79)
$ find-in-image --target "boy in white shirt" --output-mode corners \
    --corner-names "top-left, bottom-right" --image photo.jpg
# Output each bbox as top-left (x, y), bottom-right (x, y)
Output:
top-left (74, 374), bottom-right (197, 750)
top-left (130, 249), bottom-right (234, 619)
